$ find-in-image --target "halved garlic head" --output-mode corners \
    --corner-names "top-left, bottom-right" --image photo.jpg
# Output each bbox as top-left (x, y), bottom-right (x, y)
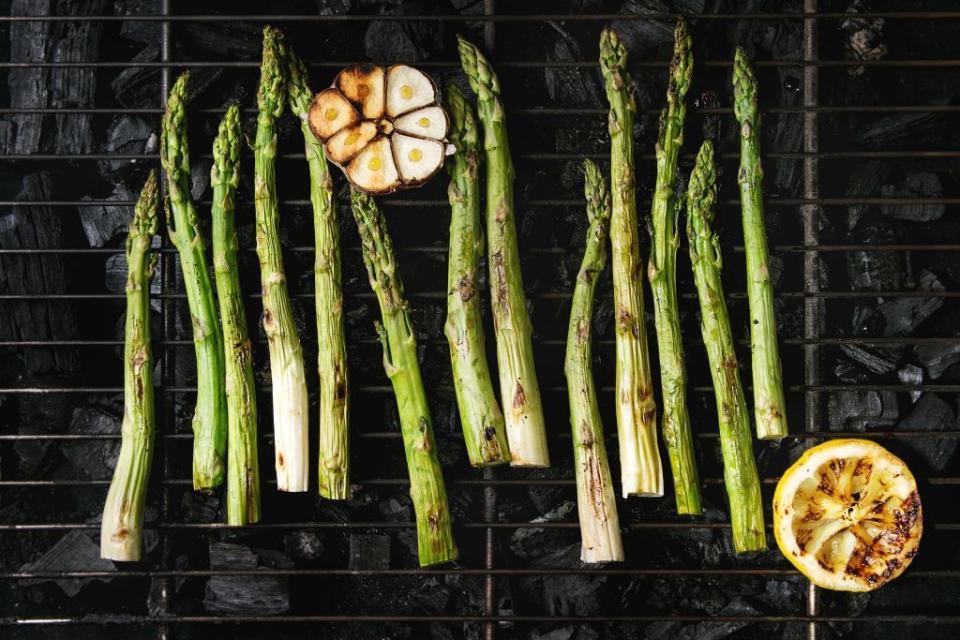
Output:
top-left (308, 64), bottom-right (450, 194)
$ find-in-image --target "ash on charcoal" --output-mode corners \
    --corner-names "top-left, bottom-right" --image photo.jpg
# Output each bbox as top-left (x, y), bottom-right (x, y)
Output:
top-left (349, 534), bottom-right (391, 571)
top-left (854, 110), bottom-right (948, 149)
top-left (915, 339), bottom-right (960, 380)
top-left (838, 343), bottom-right (899, 375)
top-left (545, 23), bottom-right (603, 108)
top-left (878, 269), bottom-right (944, 336)
top-left (827, 390), bottom-right (898, 431)
top-left (284, 530), bottom-right (325, 562)
top-left (898, 364), bottom-right (924, 403)
top-left (880, 172), bottom-right (945, 222)
top-left (845, 160), bottom-right (892, 230)
top-left (78, 185), bottom-right (136, 248)
top-left (62, 403), bottom-right (122, 480)
top-left (840, 0), bottom-right (888, 76)
top-left (510, 501), bottom-right (577, 560)
top-left (204, 542), bottom-right (290, 615)
top-left (896, 393), bottom-right (958, 471)
top-left (20, 530), bottom-right (116, 597)
top-left (99, 116), bottom-right (158, 187)
top-left (518, 544), bottom-right (606, 616)
top-left (846, 223), bottom-right (900, 292)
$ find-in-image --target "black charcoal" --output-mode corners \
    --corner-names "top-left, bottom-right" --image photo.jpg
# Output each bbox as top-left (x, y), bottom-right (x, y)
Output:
top-left (880, 172), bottom-right (945, 222)
top-left (99, 115), bottom-right (157, 187)
top-left (509, 501), bottom-right (577, 560)
top-left (365, 6), bottom-right (440, 63)
top-left (20, 530), bottom-right (116, 597)
top-left (519, 544), bottom-right (606, 616)
top-left (62, 404), bottom-right (122, 480)
top-left (845, 160), bottom-right (891, 230)
top-left (204, 542), bottom-right (290, 615)
top-left (840, 0), bottom-right (888, 76)
top-left (846, 223), bottom-right (900, 292)
top-left (827, 390), bottom-right (898, 431)
top-left (315, 0), bottom-right (353, 14)
top-left (78, 186), bottom-right (135, 247)
top-left (915, 340), bottom-right (960, 380)
top-left (898, 364), bottom-right (924, 402)
top-left (180, 491), bottom-right (221, 523)
top-left (284, 530), bottom-right (325, 562)
top-left (838, 343), bottom-right (898, 375)
top-left (613, 0), bottom-right (705, 55)
top-left (697, 90), bottom-right (723, 141)
top-left (119, 5), bottom-right (260, 59)
top-left (530, 627), bottom-right (600, 640)
top-left (111, 45), bottom-right (222, 108)
top-left (896, 394), bottom-right (958, 471)
top-left (878, 269), bottom-right (944, 336)
top-left (349, 534), bottom-right (391, 570)
top-left (854, 110), bottom-right (948, 149)
top-left (5, 0), bottom-right (50, 154)
top-left (545, 24), bottom-right (603, 108)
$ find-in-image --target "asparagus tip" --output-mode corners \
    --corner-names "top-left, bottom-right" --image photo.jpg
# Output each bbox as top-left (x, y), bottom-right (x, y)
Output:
top-left (670, 17), bottom-right (693, 97)
top-left (132, 169), bottom-right (160, 238)
top-left (444, 84), bottom-right (477, 153)
top-left (258, 25), bottom-right (287, 118)
top-left (582, 159), bottom-right (610, 228)
top-left (687, 140), bottom-right (717, 224)
top-left (456, 35), bottom-right (499, 99)
top-left (212, 104), bottom-right (242, 189)
top-left (732, 46), bottom-right (758, 124)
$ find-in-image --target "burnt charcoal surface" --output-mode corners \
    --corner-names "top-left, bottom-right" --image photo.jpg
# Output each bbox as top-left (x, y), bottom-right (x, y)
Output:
top-left (2, 1), bottom-right (960, 639)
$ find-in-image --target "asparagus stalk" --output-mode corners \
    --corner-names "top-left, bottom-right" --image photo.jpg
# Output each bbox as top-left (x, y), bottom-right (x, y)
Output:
top-left (457, 36), bottom-right (549, 467)
top-left (350, 190), bottom-right (458, 567)
top-left (566, 160), bottom-right (625, 563)
top-left (733, 47), bottom-right (788, 441)
top-left (285, 41), bottom-right (350, 498)
top-left (443, 85), bottom-right (510, 468)
top-left (211, 105), bottom-right (261, 525)
top-left (101, 170), bottom-right (159, 561)
top-left (648, 19), bottom-right (702, 515)
top-left (599, 27), bottom-right (663, 498)
top-left (160, 71), bottom-right (227, 491)
top-left (255, 26), bottom-right (309, 492)
top-left (686, 141), bottom-right (766, 553)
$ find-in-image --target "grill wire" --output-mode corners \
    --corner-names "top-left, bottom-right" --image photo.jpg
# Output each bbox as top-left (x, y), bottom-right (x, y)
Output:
top-left (1, 1), bottom-right (959, 639)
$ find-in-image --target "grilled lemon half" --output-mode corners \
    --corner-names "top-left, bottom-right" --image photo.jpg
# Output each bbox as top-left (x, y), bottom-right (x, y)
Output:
top-left (773, 439), bottom-right (922, 592)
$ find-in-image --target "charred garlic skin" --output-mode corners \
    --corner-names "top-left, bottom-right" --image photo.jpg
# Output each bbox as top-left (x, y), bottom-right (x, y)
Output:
top-left (307, 64), bottom-right (450, 195)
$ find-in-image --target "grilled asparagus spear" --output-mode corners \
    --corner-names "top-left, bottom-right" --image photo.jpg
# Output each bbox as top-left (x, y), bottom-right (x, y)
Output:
top-left (255, 26), bottom-right (309, 492)
top-left (444, 84), bottom-right (510, 468)
top-left (161, 71), bottom-right (227, 491)
top-left (566, 160), bottom-right (624, 563)
top-left (350, 190), bottom-right (458, 567)
top-left (285, 41), bottom-right (350, 498)
top-left (599, 27), bottom-right (662, 498)
top-left (733, 47), bottom-right (788, 441)
top-left (648, 19), bottom-right (702, 515)
top-left (686, 141), bottom-right (766, 553)
top-left (101, 170), bottom-right (159, 561)
top-left (457, 36), bottom-right (549, 467)
top-left (211, 105), bottom-right (261, 525)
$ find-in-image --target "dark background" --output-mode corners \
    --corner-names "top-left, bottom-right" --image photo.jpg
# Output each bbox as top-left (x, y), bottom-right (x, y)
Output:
top-left (1, 0), bottom-right (959, 638)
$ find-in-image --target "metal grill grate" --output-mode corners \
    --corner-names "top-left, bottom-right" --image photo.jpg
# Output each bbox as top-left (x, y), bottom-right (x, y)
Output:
top-left (2, 1), bottom-right (960, 638)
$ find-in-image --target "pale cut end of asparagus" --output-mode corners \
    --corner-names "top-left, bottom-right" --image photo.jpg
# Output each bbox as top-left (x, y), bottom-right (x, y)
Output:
top-left (271, 358), bottom-right (310, 493)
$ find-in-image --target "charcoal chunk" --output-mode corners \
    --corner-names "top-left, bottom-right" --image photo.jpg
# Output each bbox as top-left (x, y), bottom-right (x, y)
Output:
top-left (20, 530), bottom-right (116, 597)
top-left (545, 24), bottom-right (603, 108)
top-left (518, 544), bottom-right (606, 617)
top-left (896, 393), bottom-right (958, 471)
top-left (854, 111), bottom-right (948, 149)
top-left (285, 530), bottom-right (325, 562)
top-left (846, 223), bottom-right (900, 292)
top-left (98, 115), bottom-right (158, 187)
top-left (877, 269), bottom-right (944, 336)
top-left (204, 542), bottom-right (290, 615)
top-left (845, 160), bottom-right (892, 230)
top-left (613, 0), bottom-right (705, 55)
top-left (838, 343), bottom-right (898, 375)
top-left (827, 390), bottom-right (898, 431)
top-left (880, 172), bottom-right (944, 222)
top-left (509, 501), bottom-right (577, 560)
top-left (915, 340), bottom-right (960, 380)
top-left (840, 1), bottom-right (888, 76)
top-left (78, 186), bottom-right (134, 248)
top-left (349, 534), bottom-right (391, 571)
top-left (365, 5), bottom-right (440, 63)
top-left (62, 404), bottom-right (122, 480)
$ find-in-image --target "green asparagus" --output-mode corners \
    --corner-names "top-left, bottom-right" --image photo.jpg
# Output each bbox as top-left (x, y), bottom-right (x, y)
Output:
top-left (285, 41), bottom-right (350, 498)
top-left (648, 19), bottom-right (702, 515)
top-left (686, 141), bottom-right (766, 553)
top-left (457, 36), bottom-right (549, 467)
top-left (443, 85), bottom-right (510, 468)
top-left (256, 26), bottom-right (309, 492)
top-left (211, 105), bottom-right (261, 525)
top-left (101, 170), bottom-right (159, 561)
top-left (566, 160), bottom-right (624, 563)
top-left (733, 47), bottom-right (788, 441)
top-left (599, 27), bottom-right (662, 498)
top-left (161, 71), bottom-right (227, 491)
top-left (350, 190), bottom-right (458, 567)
